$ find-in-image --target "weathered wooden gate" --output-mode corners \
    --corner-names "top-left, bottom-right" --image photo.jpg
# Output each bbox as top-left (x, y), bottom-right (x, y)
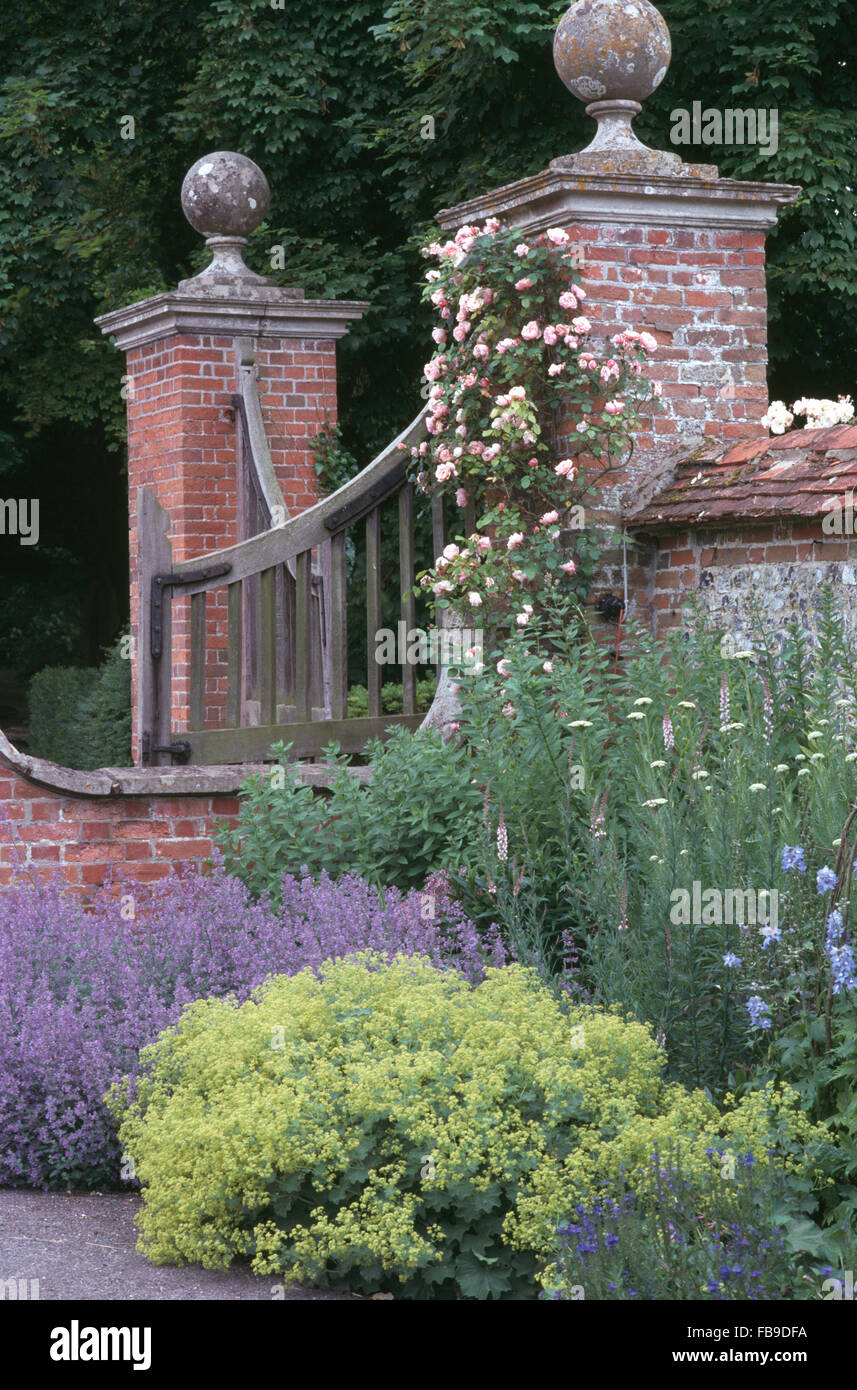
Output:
top-left (138, 393), bottom-right (458, 766)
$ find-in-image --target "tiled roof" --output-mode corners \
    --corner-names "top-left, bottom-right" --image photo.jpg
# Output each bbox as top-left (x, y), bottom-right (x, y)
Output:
top-left (627, 424), bottom-right (857, 532)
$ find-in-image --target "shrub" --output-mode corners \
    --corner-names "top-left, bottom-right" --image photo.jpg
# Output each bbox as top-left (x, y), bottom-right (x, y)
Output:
top-left (0, 866), bottom-right (502, 1190)
top-left (217, 725), bottom-right (483, 898)
top-left (107, 954), bottom-right (830, 1300)
top-left (27, 635), bottom-right (131, 768)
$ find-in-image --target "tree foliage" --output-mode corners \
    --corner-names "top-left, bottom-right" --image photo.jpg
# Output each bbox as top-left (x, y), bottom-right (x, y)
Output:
top-left (0, 0), bottom-right (854, 689)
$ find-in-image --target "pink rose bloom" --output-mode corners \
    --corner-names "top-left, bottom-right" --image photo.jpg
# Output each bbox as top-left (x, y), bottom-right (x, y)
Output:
top-left (515, 278), bottom-right (533, 291)
top-left (467, 592), bottom-right (482, 607)
top-left (469, 441), bottom-right (484, 455)
top-left (555, 459), bottom-right (575, 477)
top-left (558, 291), bottom-right (577, 310)
top-left (566, 336), bottom-right (578, 350)
top-left (482, 287), bottom-right (494, 303)
top-left (560, 559), bottom-right (576, 574)
top-left (435, 463), bottom-right (457, 482)
top-left (432, 327), bottom-right (447, 345)
top-left (424, 359), bottom-right (441, 381)
top-left (514, 243), bottom-right (530, 257)
top-left (508, 385), bottom-right (527, 401)
top-left (574, 285), bottom-right (587, 300)
top-left (639, 331), bottom-right (658, 352)
top-left (506, 532), bottom-right (524, 550)
top-left (476, 536), bottom-right (491, 552)
top-left (543, 661), bottom-right (553, 673)
top-left (473, 342), bottom-right (489, 360)
top-left (512, 569), bottom-right (526, 582)
top-left (521, 321), bottom-right (541, 340)
top-left (572, 316), bottom-right (592, 333)
top-left (442, 543), bottom-right (460, 560)
top-left (578, 354), bottom-right (596, 370)
top-left (441, 307), bottom-right (450, 318)
top-left (543, 326), bottom-right (558, 345)
top-left (604, 400), bottom-right (624, 415)
top-left (453, 324), bottom-right (470, 342)
top-left (455, 488), bottom-right (468, 507)
top-left (547, 363), bottom-right (565, 377)
top-left (546, 228), bottom-right (569, 244)
top-left (516, 613), bottom-right (528, 626)
top-left (540, 510), bottom-right (559, 525)
top-left (497, 659), bottom-right (511, 675)
top-left (433, 580), bottom-right (453, 595)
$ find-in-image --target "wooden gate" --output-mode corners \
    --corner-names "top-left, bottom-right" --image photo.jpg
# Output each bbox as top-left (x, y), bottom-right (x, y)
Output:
top-left (137, 402), bottom-right (458, 766)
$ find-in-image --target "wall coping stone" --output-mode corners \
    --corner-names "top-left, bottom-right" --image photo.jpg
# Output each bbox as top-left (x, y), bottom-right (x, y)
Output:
top-left (0, 727), bottom-right (369, 798)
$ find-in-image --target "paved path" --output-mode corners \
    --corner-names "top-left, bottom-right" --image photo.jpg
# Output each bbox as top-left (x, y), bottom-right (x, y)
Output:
top-left (0, 1189), bottom-right (359, 1300)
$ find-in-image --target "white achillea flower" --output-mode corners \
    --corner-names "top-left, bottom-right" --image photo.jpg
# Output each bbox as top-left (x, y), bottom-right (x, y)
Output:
top-left (649, 759), bottom-right (667, 768)
top-left (724, 722), bottom-right (745, 731)
top-left (810, 752), bottom-right (824, 762)
top-left (691, 770), bottom-right (709, 780)
top-left (846, 752), bottom-right (857, 762)
top-left (627, 711), bottom-right (646, 721)
top-left (774, 764), bottom-right (790, 773)
top-left (568, 719), bottom-right (593, 728)
top-left (676, 701), bottom-right (696, 709)
top-left (797, 768), bottom-right (811, 777)
top-left (749, 783), bottom-right (767, 792)
top-left (795, 753), bottom-right (807, 761)
top-left (643, 798), bottom-right (667, 808)
top-left (807, 730), bottom-right (824, 740)
top-left (633, 697), bottom-right (653, 706)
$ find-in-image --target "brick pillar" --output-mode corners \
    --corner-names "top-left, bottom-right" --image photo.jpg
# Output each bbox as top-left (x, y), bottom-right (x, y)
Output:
top-left (95, 153), bottom-right (367, 762)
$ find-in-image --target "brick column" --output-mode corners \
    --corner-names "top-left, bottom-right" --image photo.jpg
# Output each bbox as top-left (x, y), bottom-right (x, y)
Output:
top-left (95, 153), bottom-right (367, 762)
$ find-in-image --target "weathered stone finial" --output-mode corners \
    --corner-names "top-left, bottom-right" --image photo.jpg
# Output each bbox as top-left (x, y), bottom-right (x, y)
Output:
top-left (178, 151), bottom-right (275, 295)
top-left (551, 0), bottom-right (709, 176)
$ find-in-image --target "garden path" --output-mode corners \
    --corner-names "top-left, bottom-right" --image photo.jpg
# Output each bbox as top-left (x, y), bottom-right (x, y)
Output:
top-left (0, 1189), bottom-right (359, 1301)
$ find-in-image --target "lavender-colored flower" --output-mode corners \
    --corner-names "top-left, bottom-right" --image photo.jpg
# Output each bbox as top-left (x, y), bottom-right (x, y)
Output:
top-left (780, 845), bottom-right (807, 874)
top-left (745, 995), bottom-right (772, 1029)
top-left (722, 952), bottom-right (742, 968)
top-left (825, 908), bottom-right (844, 948)
top-left (827, 942), bottom-right (857, 994)
top-left (0, 863), bottom-right (506, 1189)
top-left (817, 866), bottom-right (838, 894)
top-left (662, 714), bottom-right (674, 750)
top-left (760, 925), bottom-right (781, 949)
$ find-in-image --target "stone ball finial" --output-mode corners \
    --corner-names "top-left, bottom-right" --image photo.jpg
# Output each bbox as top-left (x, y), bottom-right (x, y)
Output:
top-left (553, 0), bottom-right (671, 104)
top-left (181, 151), bottom-right (270, 237)
top-left (177, 151), bottom-right (276, 296)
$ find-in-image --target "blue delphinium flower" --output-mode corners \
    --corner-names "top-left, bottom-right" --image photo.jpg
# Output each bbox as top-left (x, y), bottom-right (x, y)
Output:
top-left (827, 942), bottom-right (857, 994)
top-left (760, 925), bottom-right (781, 949)
top-left (781, 845), bottom-right (807, 873)
top-left (746, 994), bottom-right (772, 1028)
top-left (722, 952), bottom-right (742, 968)
top-left (825, 909), bottom-right (844, 947)
top-left (817, 865), bottom-right (838, 893)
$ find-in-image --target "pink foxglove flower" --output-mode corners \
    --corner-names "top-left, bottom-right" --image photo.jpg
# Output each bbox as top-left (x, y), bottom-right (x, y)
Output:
top-left (663, 714), bottom-right (674, 750)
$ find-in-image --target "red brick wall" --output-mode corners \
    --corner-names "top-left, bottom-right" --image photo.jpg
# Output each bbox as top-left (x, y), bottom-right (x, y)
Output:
top-left (125, 333), bottom-right (338, 758)
top-left (0, 772), bottom-right (239, 896)
top-left (560, 224), bottom-right (767, 497)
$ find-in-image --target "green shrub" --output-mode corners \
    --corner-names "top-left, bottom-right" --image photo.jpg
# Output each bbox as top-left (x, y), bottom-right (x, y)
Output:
top-left (217, 725), bottom-right (481, 898)
top-left (346, 676), bottom-right (436, 719)
top-left (27, 636), bottom-right (131, 769)
top-left (107, 954), bottom-right (831, 1300)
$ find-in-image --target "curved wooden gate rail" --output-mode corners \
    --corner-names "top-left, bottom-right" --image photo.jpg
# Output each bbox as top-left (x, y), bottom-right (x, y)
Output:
top-left (139, 403), bottom-right (463, 766)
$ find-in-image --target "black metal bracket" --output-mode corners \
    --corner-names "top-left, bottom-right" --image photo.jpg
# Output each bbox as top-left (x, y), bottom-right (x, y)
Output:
top-left (150, 563), bottom-right (232, 658)
top-left (141, 733), bottom-right (192, 766)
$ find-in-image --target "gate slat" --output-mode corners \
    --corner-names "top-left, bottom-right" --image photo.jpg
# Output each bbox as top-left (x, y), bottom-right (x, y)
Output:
top-left (189, 591), bottom-right (206, 731)
top-left (329, 532), bottom-right (347, 721)
top-left (295, 549), bottom-right (312, 722)
top-left (399, 483), bottom-right (416, 715)
top-left (366, 507), bottom-right (382, 719)
top-left (431, 492), bottom-right (445, 564)
top-left (260, 567), bottom-right (276, 726)
top-left (226, 582), bottom-right (243, 728)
